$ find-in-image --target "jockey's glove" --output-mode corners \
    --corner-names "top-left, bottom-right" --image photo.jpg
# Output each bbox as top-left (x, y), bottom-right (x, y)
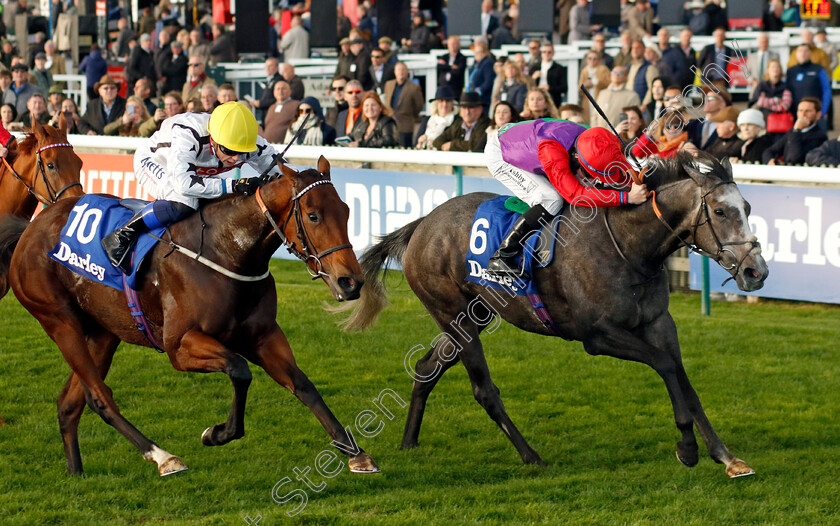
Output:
top-left (230, 177), bottom-right (262, 195)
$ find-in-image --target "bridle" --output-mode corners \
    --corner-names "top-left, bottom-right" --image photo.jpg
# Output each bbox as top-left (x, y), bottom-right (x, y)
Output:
top-left (0, 141), bottom-right (82, 205)
top-left (255, 177), bottom-right (353, 280)
top-left (649, 178), bottom-right (760, 283)
top-left (604, 170), bottom-right (759, 284)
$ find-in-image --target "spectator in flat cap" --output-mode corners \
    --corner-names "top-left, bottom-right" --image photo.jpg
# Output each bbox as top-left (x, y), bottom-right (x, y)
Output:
top-left (31, 52), bottom-right (54, 94)
top-left (378, 36), bottom-right (398, 68)
top-left (2, 63), bottom-right (43, 116)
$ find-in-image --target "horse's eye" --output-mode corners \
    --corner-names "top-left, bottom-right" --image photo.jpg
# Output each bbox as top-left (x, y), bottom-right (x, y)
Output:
top-left (47, 163), bottom-right (55, 170)
top-left (308, 213), bottom-right (319, 223)
top-left (714, 208), bottom-right (725, 217)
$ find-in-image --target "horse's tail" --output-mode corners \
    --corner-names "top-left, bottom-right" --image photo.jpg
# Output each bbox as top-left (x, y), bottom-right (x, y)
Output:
top-left (331, 217), bottom-right (424, 332)
top-left (0, 214), bottom-right (29, 300)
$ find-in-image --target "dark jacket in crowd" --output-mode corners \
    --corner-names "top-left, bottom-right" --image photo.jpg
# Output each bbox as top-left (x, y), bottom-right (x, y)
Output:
top-left (78, 49), bottom-right (107, 89)
top-left (352, 51), bottom-right (374, 91)
top-left (762, 124), bottom-right (828, 164)
top-left (258, 72), bottom-right (282, 112)
top-left (432, 114), bottom-right (492, 152)
top-left (126, 46), bottom-right (156, 88)
top-left (349, 115), bottom-right (399, 147)
top-left (161, 49), bottom-right (189, 95)
top-left (79, 96), bottom-right (127, 135)
top-left (705, 135), bottom-right (743, 160)
top-left (786, 61), bottom-right (831, 113)
top-left (209, 32), bottom-right (237, 64)
top-left (805, 138), bottom-right (840, 165)
top-left (542, 62), bottom-right (568, 107)
top-left (437, 51), bottom-right (467, 96)
top-left (739, 134), bottom-right (776, 163)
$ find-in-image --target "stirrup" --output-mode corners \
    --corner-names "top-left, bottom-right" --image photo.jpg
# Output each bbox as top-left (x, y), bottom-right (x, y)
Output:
top-left (486, 256), bottom-right (529, 279)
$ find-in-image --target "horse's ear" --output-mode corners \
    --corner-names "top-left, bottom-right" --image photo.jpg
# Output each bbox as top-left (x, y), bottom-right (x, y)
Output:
top-left (57, 111), bottom-right (68, 135)
top-left (31, 116), bottom-right (43, 138)
top-left (280, 162), bottom-right (298, 180)
top-left (683, 160), bottom-right (713, 186)
top-left (317, 155), bottom-right (330, 179)
top-left (717, 156), bottom-right (734, 182)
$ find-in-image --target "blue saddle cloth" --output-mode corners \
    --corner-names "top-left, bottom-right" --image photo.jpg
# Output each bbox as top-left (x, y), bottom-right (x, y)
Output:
top-left (464, 196), bottom-right (558, 296)
top-left (48, 195), bottom-right (165, 291)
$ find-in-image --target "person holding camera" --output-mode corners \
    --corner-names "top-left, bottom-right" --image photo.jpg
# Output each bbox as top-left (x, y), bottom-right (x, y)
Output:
top-left (104, 96), bottom-right (150, 136)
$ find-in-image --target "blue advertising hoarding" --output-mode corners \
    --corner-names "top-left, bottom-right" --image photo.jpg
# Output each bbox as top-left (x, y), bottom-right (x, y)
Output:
top-left (689, 183), bottom-right (840, 304)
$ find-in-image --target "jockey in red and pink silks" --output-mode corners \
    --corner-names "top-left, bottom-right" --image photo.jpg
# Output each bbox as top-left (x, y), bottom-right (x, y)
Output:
top-left (485, 118), bottom-right (649, 278)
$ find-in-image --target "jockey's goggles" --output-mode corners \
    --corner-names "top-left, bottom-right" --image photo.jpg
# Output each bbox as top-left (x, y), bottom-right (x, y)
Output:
top-left (217, 143), bottom-right (247, 156)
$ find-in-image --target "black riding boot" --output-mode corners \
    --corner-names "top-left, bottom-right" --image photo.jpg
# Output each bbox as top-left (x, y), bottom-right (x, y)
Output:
top-left (101, 210), bottom-right (150, 274)
top-left (486, 204), bottom-right (554, 279)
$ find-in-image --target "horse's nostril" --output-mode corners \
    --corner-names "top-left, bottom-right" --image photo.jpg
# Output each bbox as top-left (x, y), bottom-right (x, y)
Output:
top-left (747, 268), bottom-right (760, 279)
top-left (338, 277), bottom-right (356, 291)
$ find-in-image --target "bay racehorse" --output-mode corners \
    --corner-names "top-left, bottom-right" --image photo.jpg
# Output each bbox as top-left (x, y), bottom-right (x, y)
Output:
top-left (338, 152), bottom-right (768, 478)
top-left (0, 117), bottom-right (83, 300)
top-left (0, 156), bottom-right (379, 476)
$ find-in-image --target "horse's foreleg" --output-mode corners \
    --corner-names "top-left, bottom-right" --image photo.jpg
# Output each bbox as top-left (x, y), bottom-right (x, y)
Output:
top-left (168, 330), bottom-right (252, 447)
top-left (252, 326), bottom-right (379, 473)
top-left (57, 331), bottom-right (119, 475)
top-left (637, 314), bottom-right (753, 477)
top-left (585, 316), bottom-right (701, 472)
top-left (402, 336), bottom-right (461, 450)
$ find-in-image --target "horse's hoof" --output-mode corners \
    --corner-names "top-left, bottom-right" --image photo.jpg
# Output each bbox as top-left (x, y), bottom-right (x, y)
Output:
top-left (676, 449), bottom-right (699, 468)
top-left (725, 458), bottom-right (755, 478)
top-left (201, 426), bottom-right (214, 446)
top-left (522, 451), bottom-right (546, 466)
top-left (159, 456), bottom-right (188, 477)
top-left (349, 452), bottom-right (380, 473)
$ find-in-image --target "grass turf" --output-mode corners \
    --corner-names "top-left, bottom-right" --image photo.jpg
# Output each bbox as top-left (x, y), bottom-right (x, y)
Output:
top-left (0, 259), bottom-right (839, 525)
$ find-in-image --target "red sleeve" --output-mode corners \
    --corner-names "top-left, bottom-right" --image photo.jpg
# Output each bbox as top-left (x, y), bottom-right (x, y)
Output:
top-left (0, 123), bottom-right (11, 147)
top-left (538, 139), bottom-right (627, 207)
top-left (631, 134), bottom-right (660, 158)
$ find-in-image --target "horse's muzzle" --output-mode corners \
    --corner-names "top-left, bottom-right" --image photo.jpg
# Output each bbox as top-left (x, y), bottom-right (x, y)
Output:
top-left (735, 253), bottom-right (769, 292)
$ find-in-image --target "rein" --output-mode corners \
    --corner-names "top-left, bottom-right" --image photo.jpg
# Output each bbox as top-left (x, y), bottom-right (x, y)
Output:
top-left (255, 179), bottom-right (353, 280)
top-left (1, 142), bottom-right (82, 206)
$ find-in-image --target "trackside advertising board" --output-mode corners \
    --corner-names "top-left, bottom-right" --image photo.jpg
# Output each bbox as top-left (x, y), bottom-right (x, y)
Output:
top-left (689, 183), bottom-right (840, 304)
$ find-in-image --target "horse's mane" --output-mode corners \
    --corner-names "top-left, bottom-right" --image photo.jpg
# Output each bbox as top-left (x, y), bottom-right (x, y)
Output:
top-left (7, 125), bottom-right (66, 164)
top-left (641, 151), bottom-right (733, 191)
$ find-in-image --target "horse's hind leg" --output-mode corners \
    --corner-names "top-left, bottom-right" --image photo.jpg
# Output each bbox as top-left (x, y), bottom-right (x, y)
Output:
top-left (250, 326), bottom-right (379, 473)
top-left (640, 316), bottom-right (753, 478)
top-left (167, 330), bottom-right (252, 446)
top-left (458, 336), bottom-right (544, 465)
top-left (39, 313), bottom-right (186, 476)
top-left (57, 331), bottom-right (119, 475)
top-left (401, 336), bottom-right (461, 450)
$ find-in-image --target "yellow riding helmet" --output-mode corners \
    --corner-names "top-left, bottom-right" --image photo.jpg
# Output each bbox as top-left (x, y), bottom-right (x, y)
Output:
top-left (208, 101), bottom-right (259, 153)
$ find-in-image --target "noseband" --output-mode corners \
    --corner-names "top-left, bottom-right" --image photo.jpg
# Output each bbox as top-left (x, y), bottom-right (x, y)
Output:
top-left (255, 178), bottom-right (353, 280)
top-left (1, 141), bottom-right (82, 205)
top-left (650, 179), bottom-right (760, 283)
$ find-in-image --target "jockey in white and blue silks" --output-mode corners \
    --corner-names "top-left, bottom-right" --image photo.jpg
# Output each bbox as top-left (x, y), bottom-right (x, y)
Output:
top-left (102, 101), bottom-right (283, 273)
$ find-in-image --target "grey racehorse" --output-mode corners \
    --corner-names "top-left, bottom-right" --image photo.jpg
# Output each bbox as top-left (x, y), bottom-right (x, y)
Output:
top-left (338, 152), bottom-right (768, 478)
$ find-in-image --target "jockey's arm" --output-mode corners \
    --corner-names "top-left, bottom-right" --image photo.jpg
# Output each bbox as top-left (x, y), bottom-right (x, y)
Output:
top-left (537, 139), bottom-right (629, 207)
top-left (166, 125), bottom-right (230, 199)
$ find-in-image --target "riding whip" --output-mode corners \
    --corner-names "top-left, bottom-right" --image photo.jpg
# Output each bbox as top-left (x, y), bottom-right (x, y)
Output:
top-left (580, 84), bottom-right (626, 148)
top-left (258, 112), bottom-right (311, 184)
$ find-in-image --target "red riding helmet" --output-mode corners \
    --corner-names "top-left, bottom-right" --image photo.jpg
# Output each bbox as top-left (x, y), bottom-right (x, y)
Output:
top-left (575, 127), bottom-right (634, 186)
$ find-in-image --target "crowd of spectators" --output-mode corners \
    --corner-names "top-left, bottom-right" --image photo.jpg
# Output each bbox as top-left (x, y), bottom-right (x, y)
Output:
top-left (0, 0), bottom-right (838, 166)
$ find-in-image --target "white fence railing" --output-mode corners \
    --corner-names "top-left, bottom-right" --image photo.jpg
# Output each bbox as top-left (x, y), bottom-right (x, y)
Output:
top-left (62, 134), bottom-right (840, 185)
top-left (54, 74), bottom-right (88, 114)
